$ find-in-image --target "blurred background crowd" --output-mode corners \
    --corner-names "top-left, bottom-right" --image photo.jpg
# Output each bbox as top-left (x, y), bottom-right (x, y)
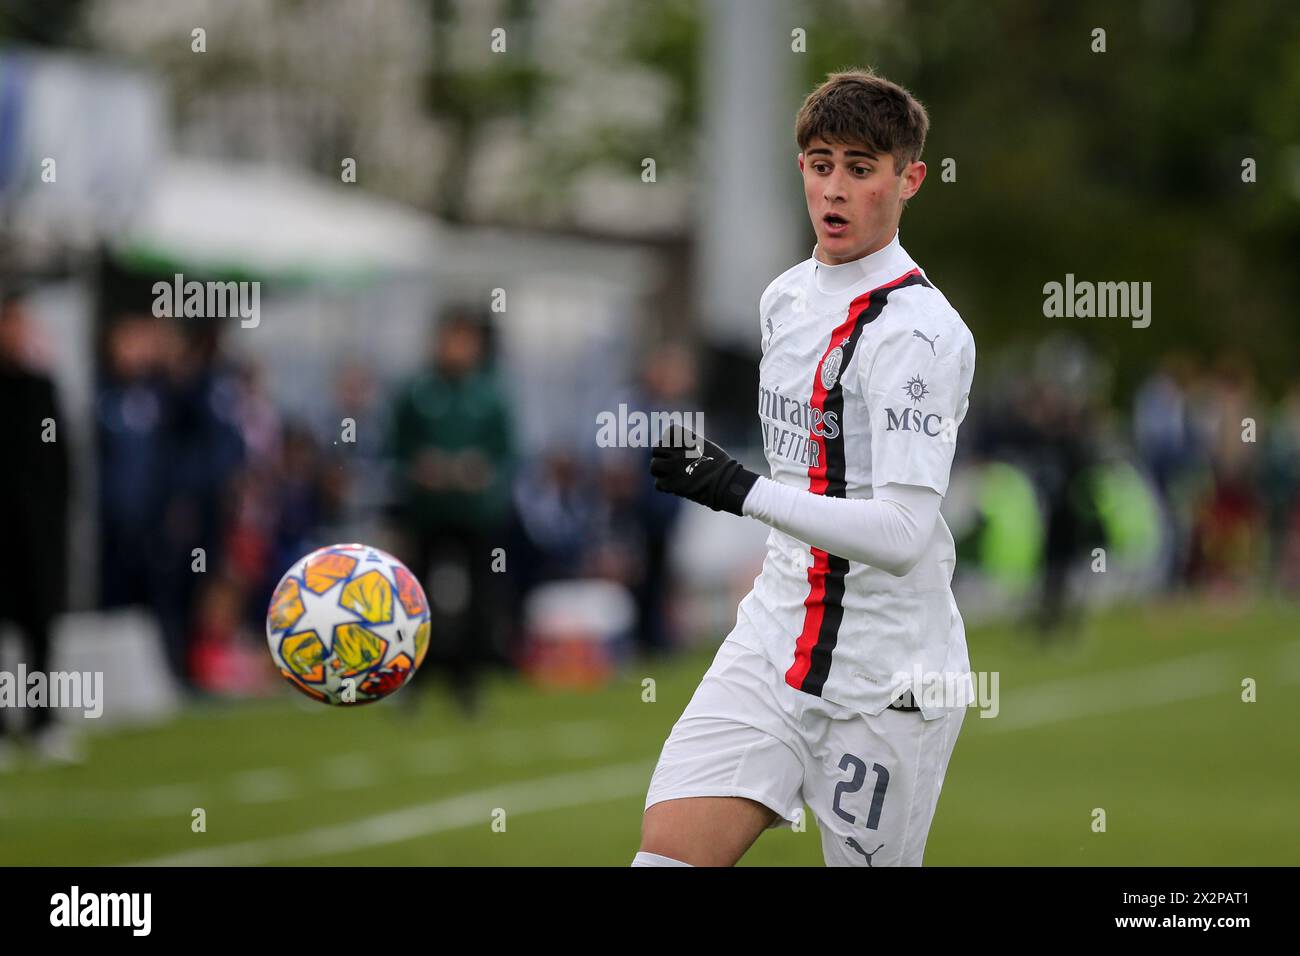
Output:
top-left (2, 0), bottom-right (1299, 742)
top-left (6, 282), bottom-right (1300, 720)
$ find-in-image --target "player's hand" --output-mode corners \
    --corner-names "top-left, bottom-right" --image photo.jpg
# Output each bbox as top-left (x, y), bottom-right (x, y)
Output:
top-left (650, 426), bottom-right (759, 516)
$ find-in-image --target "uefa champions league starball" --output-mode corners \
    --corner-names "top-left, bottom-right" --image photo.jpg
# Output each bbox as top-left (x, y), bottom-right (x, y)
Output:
top-left (266, 543), bottom-right (431, 705)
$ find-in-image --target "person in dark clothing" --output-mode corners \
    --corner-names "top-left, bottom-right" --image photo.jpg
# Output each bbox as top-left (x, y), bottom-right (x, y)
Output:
top-left (96, 314), bottom-right (166, 611)
top-left (624, 345), bottom-right (695, 657)
top-left (1017, 384), bottom-right (1101, 638)
top-left (151, 326), bottom-right (245, 691)
top-left (0, 292), bottom-right (71, 763)
top-left (387, 308), bottom-right (514, 716)
top-left (97, 317), bottom-right (245, 692)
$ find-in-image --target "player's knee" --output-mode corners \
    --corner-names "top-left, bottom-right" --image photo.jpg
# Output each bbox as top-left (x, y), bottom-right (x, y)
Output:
top-left (641, 797), bottom-right (775, 866)
top-left (640, 802), bottom-right (727, 865)
top-left (639, 808), bottom-right (692, 862)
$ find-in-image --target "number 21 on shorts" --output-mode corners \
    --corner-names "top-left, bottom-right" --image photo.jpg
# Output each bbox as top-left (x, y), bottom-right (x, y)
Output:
top-left (832, 753), bottom-right (889, 829)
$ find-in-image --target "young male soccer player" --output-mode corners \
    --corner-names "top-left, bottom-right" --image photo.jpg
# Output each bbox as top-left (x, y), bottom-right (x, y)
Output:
top-left (634, 69), bottom-right (976, 867)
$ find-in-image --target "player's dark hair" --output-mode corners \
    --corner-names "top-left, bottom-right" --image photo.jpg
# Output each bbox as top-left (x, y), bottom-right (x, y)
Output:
top-left (795, 68), bottom-right (929, 174)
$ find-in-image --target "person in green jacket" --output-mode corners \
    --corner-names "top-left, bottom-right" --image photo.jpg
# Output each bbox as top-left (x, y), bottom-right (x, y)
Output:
top-left (388, 307), bottom-right (515, 715)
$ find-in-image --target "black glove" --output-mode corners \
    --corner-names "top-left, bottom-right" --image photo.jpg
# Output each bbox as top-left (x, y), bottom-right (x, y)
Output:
top-left (650, 426), bottom-right (759, 516)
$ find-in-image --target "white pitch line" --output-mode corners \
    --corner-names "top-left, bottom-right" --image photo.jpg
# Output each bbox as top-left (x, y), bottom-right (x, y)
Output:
top-left (0, 723), bottom-right (622, 820)
top-left (14, 641), bottom-right (1299, 824)
top-left (123, 760), bottom-right (654, 866)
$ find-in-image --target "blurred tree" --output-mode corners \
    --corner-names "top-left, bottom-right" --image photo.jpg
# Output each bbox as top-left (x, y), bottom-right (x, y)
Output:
top-left (425, 0), bottom-right (548, 221)
top-left (61, 0), bottom-right (1300, 392)
top-left (423, 0), bottom-right (699, 230)
top-left (0, 0), bottom-right (89, 46)
top-left (792, 0), bottom-right (1300, 394)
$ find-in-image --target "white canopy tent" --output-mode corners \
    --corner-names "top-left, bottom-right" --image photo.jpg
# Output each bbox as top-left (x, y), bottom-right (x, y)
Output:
top-left (114, 158), bottom-right (445, 281)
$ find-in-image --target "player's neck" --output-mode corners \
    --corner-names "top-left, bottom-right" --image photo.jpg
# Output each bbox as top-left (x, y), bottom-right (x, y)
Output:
top-left (812, 230), bottom-right (902, 295)
top-left (813, 228), bottom-right (900, 268)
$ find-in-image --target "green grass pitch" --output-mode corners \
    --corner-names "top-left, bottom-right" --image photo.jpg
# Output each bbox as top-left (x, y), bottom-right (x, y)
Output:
top-left (1, 598), bottom-right (1295, 865)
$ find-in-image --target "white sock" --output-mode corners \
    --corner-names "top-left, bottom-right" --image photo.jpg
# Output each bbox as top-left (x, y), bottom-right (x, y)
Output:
top-left (631, 851), bottom-right (694, 867)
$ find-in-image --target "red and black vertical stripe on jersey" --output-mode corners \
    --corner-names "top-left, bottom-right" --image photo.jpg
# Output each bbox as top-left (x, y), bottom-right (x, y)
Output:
top-left (785, 267), bottom-right (933, 697)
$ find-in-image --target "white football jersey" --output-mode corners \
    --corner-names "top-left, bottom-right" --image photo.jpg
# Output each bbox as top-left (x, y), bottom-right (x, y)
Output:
top-left (731, 231), bottom-right (976, 720)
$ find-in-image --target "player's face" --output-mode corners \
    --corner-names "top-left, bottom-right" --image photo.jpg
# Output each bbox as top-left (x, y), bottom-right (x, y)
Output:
top-left (799, 138), bottom-right (926, 265)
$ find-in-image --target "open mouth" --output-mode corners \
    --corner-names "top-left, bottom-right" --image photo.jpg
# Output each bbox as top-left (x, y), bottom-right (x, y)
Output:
top-left (823, 213), bottom-right (849, 234)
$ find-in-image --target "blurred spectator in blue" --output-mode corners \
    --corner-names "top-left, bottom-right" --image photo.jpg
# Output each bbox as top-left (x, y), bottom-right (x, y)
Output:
top-left (96, 313), bottom-right (166, 611)
top-left (224, 417), bottom-right (328, 642)
top-left (509, 449), bottom-right (599, 595)
top-left (587, 452), bottom-right (648, 589)
top-left (0, 289), bottom-right (71, 765)
top-left (1133, 353), bottom-right (1203, 587)
top-left (387, 306), bottom-right (514, 715)
top-left (618, 343), bottom-right (697, 657)
top-left (271, 422), bottom-right (331, 573)
top-left (150, 323), bottom-right (245, 691)
top-left (222, 360), bottom-right (283, 632)
top-left (319, 359), bottom-right (389, 540)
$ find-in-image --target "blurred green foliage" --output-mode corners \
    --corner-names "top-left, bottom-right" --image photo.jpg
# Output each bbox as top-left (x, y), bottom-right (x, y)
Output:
top-left (422, 0), bottom-right (1300, 392)
top-left (6, 0), bottom-right (1298, 392)
top-left (798, 0), bottom-right (1300, 394)
top-left (0, 0), bottom-right (87, 48)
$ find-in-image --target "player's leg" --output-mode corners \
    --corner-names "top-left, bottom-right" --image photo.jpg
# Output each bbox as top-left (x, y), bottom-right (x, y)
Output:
top-left (637, 640), bottom-right (805, 866)
top-left (806, 703), bottom-right (967, 867)
top-left (638, 795), bottom-right (777, 866)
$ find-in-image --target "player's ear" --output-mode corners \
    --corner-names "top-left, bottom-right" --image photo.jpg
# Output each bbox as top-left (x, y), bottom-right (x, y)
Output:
top-left (900, 160), bottom-right (926, 200)
top-left (797, 152), bottom-right (805, 172)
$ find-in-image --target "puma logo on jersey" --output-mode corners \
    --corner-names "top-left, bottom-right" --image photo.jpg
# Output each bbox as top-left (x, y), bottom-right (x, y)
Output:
top-left (845, 838), bottom-right (886, 866)
top-left (913, 329), bottom-right (939, 354)
top-left (684, 455), bottom-right (713, 475)
top-left (763, 315), bottom-right (783, 351)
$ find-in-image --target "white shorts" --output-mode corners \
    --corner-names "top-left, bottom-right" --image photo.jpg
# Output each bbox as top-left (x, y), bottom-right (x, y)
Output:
top-left (644, 637), bottom-right (966, 866)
